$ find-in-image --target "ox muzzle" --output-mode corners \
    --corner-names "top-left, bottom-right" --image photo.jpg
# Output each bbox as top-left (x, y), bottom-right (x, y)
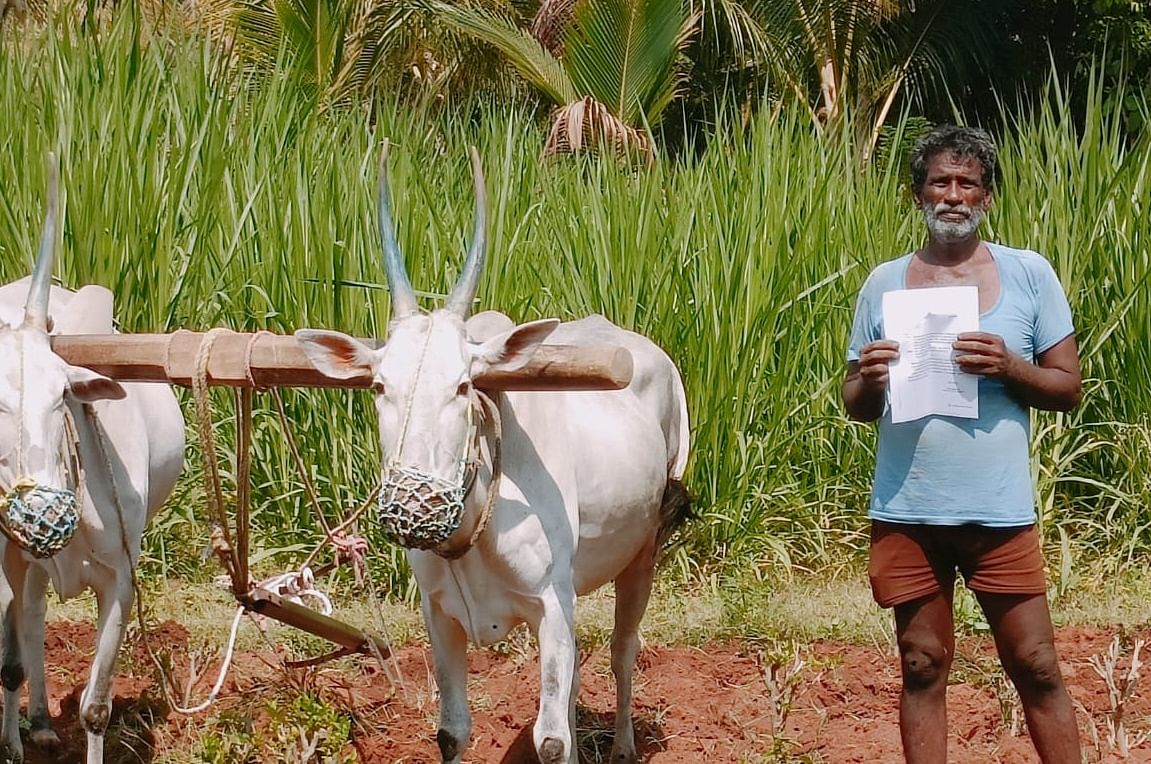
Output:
top-left (376, 390), bottom-right (495, 551)
top-left (377, 463), bottom-right (475, 550)
top-left (0, 478), bottom-right (79, 559)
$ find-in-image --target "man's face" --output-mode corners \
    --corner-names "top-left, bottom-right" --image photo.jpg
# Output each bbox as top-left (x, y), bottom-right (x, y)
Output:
top-left (915, 152), bottom-right (991, 244)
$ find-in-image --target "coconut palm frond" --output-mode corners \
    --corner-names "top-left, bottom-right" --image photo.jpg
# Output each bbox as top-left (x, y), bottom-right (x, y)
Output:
top-left (563, 0), bottom-right (693, 125)
top-left (330, 1), bottom-right (414, 102)
top-left (433, 0), bottom-right (577, 104)
top-left (644, 8), bottom-right (701, 122)
top-left (199, 0), bottom-right (421, 104)
top-left (700, 0), bottom-right (773, 69)
top-left (745, 0), bottom-right (998, 127)
top-left (228, 0), bottom-right (284, 67)
top-left (274, 0), bottom-right (352, 92)
top-left (881, 0), bottom-right (1001, 111)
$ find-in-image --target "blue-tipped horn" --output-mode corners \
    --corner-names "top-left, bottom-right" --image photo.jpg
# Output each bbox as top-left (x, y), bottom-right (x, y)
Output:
top-left (444, 147), bottom-right (487, 318)
top-left (24, 153), bottom-right (59, 331)
top-left (378, 140), bottom-right (419, 318)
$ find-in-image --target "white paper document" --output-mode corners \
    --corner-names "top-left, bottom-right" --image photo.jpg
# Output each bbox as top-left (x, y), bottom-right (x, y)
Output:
top-left (881, 286), bottom-right (979, 424)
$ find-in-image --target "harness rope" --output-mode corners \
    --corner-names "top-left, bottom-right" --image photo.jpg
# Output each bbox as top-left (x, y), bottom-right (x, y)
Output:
top-left (0, 331), bottom-right (80, 559)
top-left (375, 322), bottom-right (503, 557)
top-left (79, 400), bottom-right (231, 715)
top-left (191, 328), bottom-right (245, 594)
top-left (121, 324), bottom-right (506, 711)
top-left (435, 387), bottom-right (502, 560)
top-left (147, 329), bottom-right (410, 710)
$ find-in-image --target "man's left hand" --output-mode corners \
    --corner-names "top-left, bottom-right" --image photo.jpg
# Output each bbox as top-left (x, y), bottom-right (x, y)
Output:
top-left (953, 332), bottom-right (1021, 379)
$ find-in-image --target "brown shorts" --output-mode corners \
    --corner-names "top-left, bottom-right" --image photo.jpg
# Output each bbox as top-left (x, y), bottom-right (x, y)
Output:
top-left (869, 520), bottom-right (1047, 608)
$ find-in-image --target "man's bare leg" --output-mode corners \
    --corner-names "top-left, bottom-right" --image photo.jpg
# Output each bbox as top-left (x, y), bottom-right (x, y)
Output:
top-left (976, 592), bottom-right (1080, 764)
top-left (894, 590), bottom-right (955, 764)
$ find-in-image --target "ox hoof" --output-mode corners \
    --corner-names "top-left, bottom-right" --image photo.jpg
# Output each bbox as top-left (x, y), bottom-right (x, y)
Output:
top-left (609, 744), bottom-right (638, 764)
top-left (436, 728), bottom-right (463, 762)
top-left (538, 737), bottom-right (566, 764)
top-left (28, 721), bottom-right (60, 749)
top-left (0, 740), bottom-right (24, 764)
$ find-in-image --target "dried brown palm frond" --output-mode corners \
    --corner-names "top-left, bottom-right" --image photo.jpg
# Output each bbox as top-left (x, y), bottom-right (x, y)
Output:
top-left (543, 96), bottom-right (653, 159)
top-left (529, 0), bottom-right (575, 55)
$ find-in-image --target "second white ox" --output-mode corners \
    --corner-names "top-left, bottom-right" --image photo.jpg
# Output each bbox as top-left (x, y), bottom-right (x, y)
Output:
top-left (0, 165), bottom-right (184, 763)
top-left (297, 148), bottom-right (691, 764)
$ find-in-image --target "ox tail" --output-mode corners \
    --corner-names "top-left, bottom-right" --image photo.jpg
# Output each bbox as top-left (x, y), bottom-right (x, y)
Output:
top-left (655, 366), bottom-right (693, 559)
top-left (654, 477), bottom-right (694, 558)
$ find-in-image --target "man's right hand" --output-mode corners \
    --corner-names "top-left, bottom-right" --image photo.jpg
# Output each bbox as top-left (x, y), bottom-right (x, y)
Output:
top-left (842, 340), bottom-right (899, 422)
top-left (857, 340), bottom-right (900, 390)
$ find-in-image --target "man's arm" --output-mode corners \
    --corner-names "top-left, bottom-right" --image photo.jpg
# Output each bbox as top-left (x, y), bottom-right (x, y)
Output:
top-left (842, 340), bottom-right (900, 422)
top-left (952, 333), bottom-right (1081, 411)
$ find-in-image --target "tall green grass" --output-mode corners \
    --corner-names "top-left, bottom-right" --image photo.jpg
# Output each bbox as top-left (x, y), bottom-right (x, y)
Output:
top-left (1, 19), bottom-right (1148, 591)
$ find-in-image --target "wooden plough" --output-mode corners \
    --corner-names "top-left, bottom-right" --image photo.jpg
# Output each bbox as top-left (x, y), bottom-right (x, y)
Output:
top-left (52, 330), bottom-right (632, 661)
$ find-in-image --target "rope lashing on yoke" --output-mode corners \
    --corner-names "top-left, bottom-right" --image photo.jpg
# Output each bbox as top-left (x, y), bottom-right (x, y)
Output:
top-left (0, 331), bottom-right (81, 559)
top-left (182, 328), bottom-right (247, 593)
top-left (135, 329), bottom-right (403, 714)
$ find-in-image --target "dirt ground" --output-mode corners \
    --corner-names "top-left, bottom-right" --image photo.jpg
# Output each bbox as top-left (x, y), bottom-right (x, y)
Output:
top-left (16, 620), bottom-right (1151, 763)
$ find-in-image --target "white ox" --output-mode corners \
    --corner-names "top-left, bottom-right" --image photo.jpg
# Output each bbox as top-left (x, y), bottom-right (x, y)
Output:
top-left (0, 166), bottom-right (184, 762)
top-left (297, 148), bottom-right (691, 764)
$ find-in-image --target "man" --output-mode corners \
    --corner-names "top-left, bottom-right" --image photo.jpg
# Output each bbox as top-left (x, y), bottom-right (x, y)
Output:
top-left (842, 125), bottom-right (1082, 763)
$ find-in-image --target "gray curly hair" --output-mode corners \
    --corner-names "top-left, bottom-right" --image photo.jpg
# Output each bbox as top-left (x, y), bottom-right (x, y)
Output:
top-left (909, 126), bottom-right (999, 194)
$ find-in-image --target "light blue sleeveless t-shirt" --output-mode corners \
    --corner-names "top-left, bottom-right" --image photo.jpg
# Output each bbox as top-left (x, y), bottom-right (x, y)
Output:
top-left (847, 243), bottom-right (1074, 527)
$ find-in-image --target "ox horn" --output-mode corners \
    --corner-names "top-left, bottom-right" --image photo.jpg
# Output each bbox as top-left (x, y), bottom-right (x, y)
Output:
top-left (24, 152), bottom-right (59, 331)
top-left (444, 147), bottom-right (487, 318)
top-left (378, 140), bottom-right (419, 318)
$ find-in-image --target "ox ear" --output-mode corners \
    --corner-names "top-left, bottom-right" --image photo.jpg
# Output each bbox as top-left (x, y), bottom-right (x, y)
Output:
top-left (295, 329), bottom-right (375, 380)
top-left (471, 318), bottom-right (559, 375)
top-left (66, 365), bottom-right (127, 401)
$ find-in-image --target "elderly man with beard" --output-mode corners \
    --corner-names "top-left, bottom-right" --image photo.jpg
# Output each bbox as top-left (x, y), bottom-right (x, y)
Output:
top-left (842, 125), bottom-right (1083, 763)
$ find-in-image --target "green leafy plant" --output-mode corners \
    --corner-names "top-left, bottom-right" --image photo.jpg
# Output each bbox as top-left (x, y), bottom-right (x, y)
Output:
top-left (436, 0), bottom-right (697, 155)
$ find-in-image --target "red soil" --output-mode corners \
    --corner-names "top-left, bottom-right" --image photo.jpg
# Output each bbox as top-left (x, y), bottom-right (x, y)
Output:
top-left (14, 621), bottom-right (1151, 763)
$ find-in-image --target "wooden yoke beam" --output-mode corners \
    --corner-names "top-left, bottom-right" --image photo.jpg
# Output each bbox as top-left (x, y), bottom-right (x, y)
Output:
top-left (50, 331), bottom-right (634, 391)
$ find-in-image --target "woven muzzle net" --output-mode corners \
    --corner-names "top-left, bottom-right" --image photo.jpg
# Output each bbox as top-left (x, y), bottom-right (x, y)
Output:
top-left (377, 464), bottom-right (471, 550)
top-left (0, 478), bottom-right (79, 559)
top-left (377, 388), bottom-right (484, 550)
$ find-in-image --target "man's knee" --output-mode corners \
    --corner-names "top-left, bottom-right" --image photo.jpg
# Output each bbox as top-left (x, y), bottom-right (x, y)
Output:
top-left (1002, 642), bottom-right (1064, 694)
top-left (899, 639), bottom-right (951, 690)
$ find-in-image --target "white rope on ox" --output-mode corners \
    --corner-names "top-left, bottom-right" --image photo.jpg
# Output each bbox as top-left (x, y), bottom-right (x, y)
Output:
top-left (257, 567), bottom-right (333, 615)
top-left (0, 331), bottom-right (81, 559)
top-left (433, 387), bottom-right (502, 560)
top-left (148, 564), bottom-right (335, 715)
top-left (82, 327), bottom-right (255, 717)
top-left (375, 321), bottom-right (504, 557)
top-left (80, 399), bottom-right (249, 715)
top-left (166, 330), bottom-right (402, 705)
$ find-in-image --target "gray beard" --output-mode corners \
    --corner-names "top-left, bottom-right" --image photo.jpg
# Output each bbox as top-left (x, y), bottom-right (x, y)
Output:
top-left (922, 201), bottom-right (985, 243)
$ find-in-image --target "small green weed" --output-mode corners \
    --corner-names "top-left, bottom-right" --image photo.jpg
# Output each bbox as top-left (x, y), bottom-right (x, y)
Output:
top-left (192, 693), bottom-right (356, 764)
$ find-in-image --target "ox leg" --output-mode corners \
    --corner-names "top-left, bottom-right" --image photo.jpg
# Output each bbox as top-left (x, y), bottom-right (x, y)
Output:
top-left (81, 564), bottom-right (133, 764)
top-left (0, 545), bottom-right (27, 762)
top-left (608, 548), bottom-right (656, 764)
top-left (533, 584), bottom-right (578, 764)
top-left (22, 565), bottom-right (58, 748)
top-left (425, 600), bottom-right (471, 764)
